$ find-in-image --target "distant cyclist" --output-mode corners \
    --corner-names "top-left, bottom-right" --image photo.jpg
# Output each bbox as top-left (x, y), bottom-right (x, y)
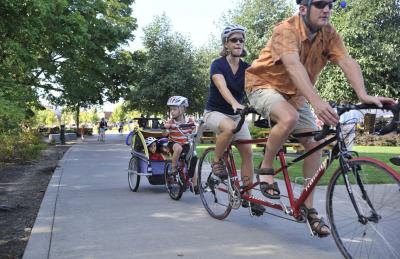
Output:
top-left (99, 118), bottom-right (107, 142)
top-left (245, 0), bottom-right (394, 235)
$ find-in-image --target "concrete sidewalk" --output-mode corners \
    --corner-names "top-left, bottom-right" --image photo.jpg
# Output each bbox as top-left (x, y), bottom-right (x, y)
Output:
top-left (24, 133), bottom-right (343, 259)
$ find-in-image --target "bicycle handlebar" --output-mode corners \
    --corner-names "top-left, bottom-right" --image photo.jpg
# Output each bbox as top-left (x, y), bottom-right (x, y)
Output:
top-left (315, 102), bottom-right (400, 140)
top-left (161, 122), bottom-right (195, 130)
top-left (232, 107), bottom-right (259, 134)
top-left (232, 102), bottom-right (399, 141)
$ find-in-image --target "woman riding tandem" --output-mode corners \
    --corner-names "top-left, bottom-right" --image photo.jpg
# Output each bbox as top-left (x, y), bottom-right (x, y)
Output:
top-left (203, 25), bottom-right (265, 215)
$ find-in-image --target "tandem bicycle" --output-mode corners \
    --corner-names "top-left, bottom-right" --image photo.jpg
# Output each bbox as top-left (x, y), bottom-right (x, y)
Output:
top-left (197, 102), bottom-right (400, 259)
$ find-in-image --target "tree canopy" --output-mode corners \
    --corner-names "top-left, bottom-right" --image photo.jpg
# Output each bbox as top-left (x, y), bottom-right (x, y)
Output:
top-left (318, 0), bottom-right (400, 101)
top-left (126, 14), bottom-right (207, 115)
top-left (0, 0), bottom-right (138, 132)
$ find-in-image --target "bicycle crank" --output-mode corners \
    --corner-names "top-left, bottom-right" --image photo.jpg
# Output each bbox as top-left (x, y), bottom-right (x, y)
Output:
top-left (228, 184), bottom-right (241, 209)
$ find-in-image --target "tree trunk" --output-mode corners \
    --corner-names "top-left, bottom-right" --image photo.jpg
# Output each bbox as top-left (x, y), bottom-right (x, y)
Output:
top-left (75, 104), bottom-right (80, 135)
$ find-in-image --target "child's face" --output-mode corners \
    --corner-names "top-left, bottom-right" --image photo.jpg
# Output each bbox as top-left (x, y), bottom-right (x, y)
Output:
top-left (149, 142), bottom-right (157, 153)
top-left (170, 106), bottom-right (183, 119)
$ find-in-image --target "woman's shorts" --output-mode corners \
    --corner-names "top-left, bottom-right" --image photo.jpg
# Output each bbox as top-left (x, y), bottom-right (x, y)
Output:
top-left (203, 110), bottom-right (252, 141)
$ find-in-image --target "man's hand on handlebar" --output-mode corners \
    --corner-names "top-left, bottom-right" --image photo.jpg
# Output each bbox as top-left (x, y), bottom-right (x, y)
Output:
top-left (358, 94), bottom-right (396, 107)
top-left (312, 100), bottom-right (339, 126)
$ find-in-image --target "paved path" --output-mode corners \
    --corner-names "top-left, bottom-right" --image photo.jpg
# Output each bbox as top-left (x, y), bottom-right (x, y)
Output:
top-left (24, 133), bottom-right (342, 259)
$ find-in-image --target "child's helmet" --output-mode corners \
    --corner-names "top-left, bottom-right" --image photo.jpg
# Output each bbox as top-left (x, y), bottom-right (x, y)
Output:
top-left (167, 96), bottom-right (189, 107)
top-left (145, 137), bottom-right (157, 147)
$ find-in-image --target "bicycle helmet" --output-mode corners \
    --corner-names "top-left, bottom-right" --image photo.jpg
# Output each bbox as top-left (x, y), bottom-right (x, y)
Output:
top-left (296, 0), bottom-right (337, 5)
top-left (221, 24), bottom-right (246, 44)
top-left (145, 137), bottom-right (157, 147)
top-left (167, 96), bottom-right (189, 107)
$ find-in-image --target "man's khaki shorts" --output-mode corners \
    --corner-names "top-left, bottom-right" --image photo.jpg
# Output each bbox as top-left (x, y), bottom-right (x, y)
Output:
top-left (248, 88), bottom-right (317, 131)
top-left (203, 110), bottom-right (252, 141)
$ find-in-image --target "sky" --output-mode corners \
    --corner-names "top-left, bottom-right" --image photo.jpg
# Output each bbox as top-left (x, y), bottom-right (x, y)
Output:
top-left (128, 0), bottom-right (241, 50)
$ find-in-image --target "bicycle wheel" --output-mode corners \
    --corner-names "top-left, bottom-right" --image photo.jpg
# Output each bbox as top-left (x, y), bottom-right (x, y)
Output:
top-left (327, 157), bottom-right (400, 259)
top-left (164, 162), bottom-right (183, 200)
top-left (198, 147), bottom-right (232, 220)
top-left (128, 156), bottom-right (140, 192)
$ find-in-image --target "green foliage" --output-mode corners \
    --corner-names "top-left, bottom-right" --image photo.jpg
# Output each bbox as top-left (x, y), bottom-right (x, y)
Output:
top-left (0, 98), bottom-right (26, 133)
top-left (317, 0), bottom-right (400, 101)
top-left (79, 109), bottom-right (99, 125)
top-left (248, 124), bottom-right (267, 139)
top-left (33, 108), bottom-right (57, 127)
top-left (109, 104), bottom-right (126, 123)
top-left (0, 0), bottom-right (138, 135)
top-left (126, 15), bottom-right (207, 115)
top-left (0, 130), bottom-right (46, 163)
top-left (222, 0), bottom-right (295, 62)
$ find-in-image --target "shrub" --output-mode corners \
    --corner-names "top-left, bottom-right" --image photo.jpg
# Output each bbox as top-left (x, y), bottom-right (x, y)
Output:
top-left (0, 130), bottom-right (46, 164)
top-left (249, 124), bottom-right (269, 139)
top-left (354, 133), bottom-right (399, 147)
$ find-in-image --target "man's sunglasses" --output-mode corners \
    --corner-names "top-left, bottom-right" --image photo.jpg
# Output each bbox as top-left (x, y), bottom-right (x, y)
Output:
top-left (311, 1), bottom-right (334, 9)
top-left (228, 37), bottom-right (244, 43)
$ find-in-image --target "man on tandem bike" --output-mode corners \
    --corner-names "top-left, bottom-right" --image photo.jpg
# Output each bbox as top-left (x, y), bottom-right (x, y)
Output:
top-left (245, 0), bottom-right (395, 236)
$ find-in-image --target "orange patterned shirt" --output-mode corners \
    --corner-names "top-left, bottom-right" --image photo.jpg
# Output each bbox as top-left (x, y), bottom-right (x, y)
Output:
top-left (164, 117), bottom-right (195, 144)
top-left (245, 14), bottom-right (349, 107)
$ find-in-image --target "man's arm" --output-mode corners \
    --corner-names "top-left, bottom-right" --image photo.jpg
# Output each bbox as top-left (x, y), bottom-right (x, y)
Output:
top-left (336, 57), bottom-right (394, 106)
top-left (281, 53), bottom-right (339, 125)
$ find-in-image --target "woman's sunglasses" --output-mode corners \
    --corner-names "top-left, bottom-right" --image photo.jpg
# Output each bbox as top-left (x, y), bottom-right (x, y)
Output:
top-left (228, 37), bottom-right (244, 43)
top-left (311, 1), bottom-right (334, 9)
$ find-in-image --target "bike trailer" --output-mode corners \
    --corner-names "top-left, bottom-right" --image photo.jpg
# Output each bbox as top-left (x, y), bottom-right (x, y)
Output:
top-left (132, 150), bottom-right (169, 185)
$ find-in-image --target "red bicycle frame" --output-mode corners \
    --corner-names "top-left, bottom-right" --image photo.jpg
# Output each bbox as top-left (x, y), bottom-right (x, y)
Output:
top-left (222, 134), bottom-right (337, 219)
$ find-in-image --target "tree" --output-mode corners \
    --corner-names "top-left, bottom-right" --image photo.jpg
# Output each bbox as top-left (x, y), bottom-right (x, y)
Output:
top-left (222, 0), bottom-right (295, 62)
top-left (109, 104), bottom-right (126, 124)
top-left (317, 0), bottom-right (400, 101)
top-left (0, 0), bottom-right (138, 134)
top-left (126, 14), bottom-right (207, 115)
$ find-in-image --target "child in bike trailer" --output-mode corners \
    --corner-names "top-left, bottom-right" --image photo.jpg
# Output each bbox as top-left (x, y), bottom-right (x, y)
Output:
top-left (163, 96), bottom-right (198, 193)
top-left (145, 137), bottom-right (166, 161)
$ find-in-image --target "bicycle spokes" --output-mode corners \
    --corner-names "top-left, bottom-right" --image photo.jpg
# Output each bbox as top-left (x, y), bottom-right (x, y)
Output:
top-left (327, 158), bottom-right (400, 259)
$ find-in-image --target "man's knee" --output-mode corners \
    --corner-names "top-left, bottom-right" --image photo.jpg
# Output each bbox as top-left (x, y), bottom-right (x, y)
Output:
top-left (300, 137), bottom-right (322, 153)
top-left (271, 103), bottom-right (299, 130)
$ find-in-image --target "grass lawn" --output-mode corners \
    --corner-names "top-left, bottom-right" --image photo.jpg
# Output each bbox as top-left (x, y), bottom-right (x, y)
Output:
top-left (196, 144), bottom-right (400, 185)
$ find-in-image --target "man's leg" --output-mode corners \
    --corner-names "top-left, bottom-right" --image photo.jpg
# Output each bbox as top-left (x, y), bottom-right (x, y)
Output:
top-left (297, 135), bottom-right (322, 209)
top-left (259, 101), bottom-right (298, 187)
top-left (295, 102), bottom-right (330, 236)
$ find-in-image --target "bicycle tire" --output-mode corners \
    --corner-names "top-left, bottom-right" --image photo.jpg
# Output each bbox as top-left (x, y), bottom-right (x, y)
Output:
top-left (326, 157), bottom-right (400, 259)
top-left (128, 156), bottom-right (140, 192)
top-left (164, 162), bottom-right (183, 200)
top-left (198, 147), bottom-right (232, 220)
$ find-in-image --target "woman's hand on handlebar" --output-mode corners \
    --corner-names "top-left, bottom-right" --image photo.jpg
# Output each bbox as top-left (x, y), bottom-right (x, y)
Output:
top-left (232, 103), bottom-right (245, 114)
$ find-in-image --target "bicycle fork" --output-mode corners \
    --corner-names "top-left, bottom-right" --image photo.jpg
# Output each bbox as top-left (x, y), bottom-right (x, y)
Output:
top-left (342, 160), bottom-right (380, 224)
